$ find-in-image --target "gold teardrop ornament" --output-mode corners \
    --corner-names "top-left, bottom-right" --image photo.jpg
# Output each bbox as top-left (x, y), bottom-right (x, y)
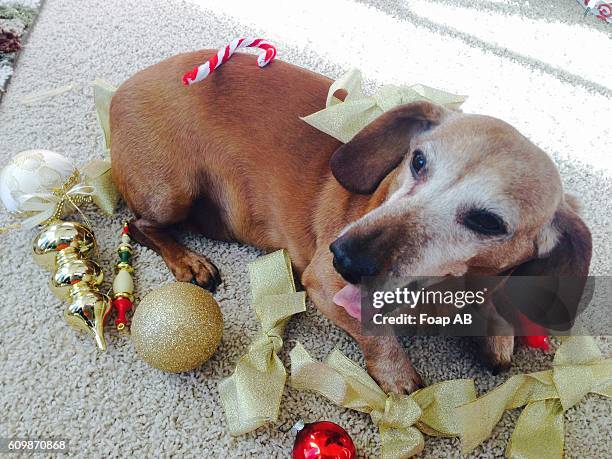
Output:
top-left (31, 220), bottom-right (109, 351)
top-left (32, 221), bottom-right (96, 269)
top-left (64, 283), bottom-right (111, 351)
top-left (50, 258), bottom-right (104, 300)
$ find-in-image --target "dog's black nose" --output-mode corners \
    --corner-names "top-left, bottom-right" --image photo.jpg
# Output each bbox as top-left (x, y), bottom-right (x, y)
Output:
top-left (330, 233), bottom-right (381, 284)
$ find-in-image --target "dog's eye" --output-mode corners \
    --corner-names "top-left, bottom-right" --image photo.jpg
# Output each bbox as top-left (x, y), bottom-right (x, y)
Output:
top-left (411, 150), bottom-right (426, 176)
top-left (463, 209), bottom-right (507, 236)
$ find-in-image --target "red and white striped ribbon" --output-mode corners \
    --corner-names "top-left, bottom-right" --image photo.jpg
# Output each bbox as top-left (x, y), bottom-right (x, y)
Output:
top-left (182, 38), bottom-right (277, 85)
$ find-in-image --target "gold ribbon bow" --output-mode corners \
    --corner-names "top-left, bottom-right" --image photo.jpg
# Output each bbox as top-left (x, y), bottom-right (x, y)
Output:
top-left (16, 159), bottom-right (117, 229)
top-left (301, 68), bottom-right (467, 143)
top-left (289, 343), bottom-right (476, 458)
top-left (219, 249), bottom-right (306, 435)
top-left (457, 336), bottom-right (612, 458)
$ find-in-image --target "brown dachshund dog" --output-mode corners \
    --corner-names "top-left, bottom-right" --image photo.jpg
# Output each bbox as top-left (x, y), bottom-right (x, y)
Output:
top-left (110, 51), bottom-right (591, 393)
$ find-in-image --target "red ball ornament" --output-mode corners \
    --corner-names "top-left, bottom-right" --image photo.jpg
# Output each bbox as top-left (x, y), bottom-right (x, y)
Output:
top-left (292, 421), bottom-right (356, 459)
top-left (522, 334), bottom-right (549, 350)
top-left (516, 311), bottom-right (549, 350)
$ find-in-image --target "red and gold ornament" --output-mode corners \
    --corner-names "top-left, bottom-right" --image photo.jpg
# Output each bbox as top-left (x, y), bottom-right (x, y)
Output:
top-left (292, 421), bottom-right (356, 459)
top-left (112, 222), bottom-right (135, 331)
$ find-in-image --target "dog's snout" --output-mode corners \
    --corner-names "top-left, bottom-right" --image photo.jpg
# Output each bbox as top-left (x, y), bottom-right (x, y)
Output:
top-left (330, 233), bottom-right (382, 284)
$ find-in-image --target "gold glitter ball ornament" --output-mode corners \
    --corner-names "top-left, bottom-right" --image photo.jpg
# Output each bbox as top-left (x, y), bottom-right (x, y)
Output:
top-left (131, 282), bottom-right (223, 372)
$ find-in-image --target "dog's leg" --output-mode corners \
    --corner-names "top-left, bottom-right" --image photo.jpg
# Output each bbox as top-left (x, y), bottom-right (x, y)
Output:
top-left (476, 336), bottom-right (514, 374)
top-left (358, 334), bottom-right (424, 394)
top-left (129, 218), bottom-right (221, 292)
top-left (474, 302), bottom-right (515, 373)
top-left (302, 255), bottom-right (423, 394)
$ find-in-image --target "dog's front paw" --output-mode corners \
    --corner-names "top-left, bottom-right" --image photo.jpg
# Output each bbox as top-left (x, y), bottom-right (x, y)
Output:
top-left (476, 336), bottom-right (515, 374)
top-left (167, 250), bottom-right (222, 292)
top-left (366, 351), bottom-right (423, 394)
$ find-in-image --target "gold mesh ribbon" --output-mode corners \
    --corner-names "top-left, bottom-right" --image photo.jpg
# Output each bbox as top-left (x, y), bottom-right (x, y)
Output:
top-left (85, 79), bottom-right (120, 216)
top-left (290, 342), bottom-right (476, 458)
top-left (219, 249), bottom-right (306, 435)
top-left (92, 78), bottom-right (116, 151)
top-left (301, 68), bottom-right (467, 143)
top-left (457, 336), bottom-right (612, 458)
top-left (82, 159), bottom-right (118, 215)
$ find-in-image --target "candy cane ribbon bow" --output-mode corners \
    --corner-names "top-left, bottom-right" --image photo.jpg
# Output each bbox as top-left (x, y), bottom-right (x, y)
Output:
top-left (290, 343), bottom-right (476, 459)
top-left (301, 68), bottom-right (467, 143)
top-left (218, 249), bottom-right (306, 435)
top-left (182, 37), bottom-right (277, 85)
top-left (456, 336), bottom-right (612, 458)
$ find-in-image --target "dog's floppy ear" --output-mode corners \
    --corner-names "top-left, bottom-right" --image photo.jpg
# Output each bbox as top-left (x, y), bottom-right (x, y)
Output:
top-left (330, 101), bottom-right (446, 194)
top-left (498, 199), bottom-right (592, 330)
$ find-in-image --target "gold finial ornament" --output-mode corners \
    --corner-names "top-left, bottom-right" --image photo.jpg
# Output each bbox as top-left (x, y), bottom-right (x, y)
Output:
top-left (32, 221), bottom-right (96, 269)
top-left (65, 283), bottom-right (111, 351)
top-left (32, 221), bottom-right (110, 351)
top-left (50, 246), bottom-right (104, 300)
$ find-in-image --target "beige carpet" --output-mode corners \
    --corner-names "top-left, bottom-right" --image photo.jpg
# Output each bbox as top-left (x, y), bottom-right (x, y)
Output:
top-left (0, 0), bottom-right (610, 457)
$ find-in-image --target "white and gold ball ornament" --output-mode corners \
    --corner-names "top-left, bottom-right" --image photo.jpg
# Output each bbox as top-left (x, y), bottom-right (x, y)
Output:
top-left (0, 149), bottom-right (119, 229)
top-left (131, 282), bottom-right (223, 372)
top-left (0, 149), bottom-right (75, 215)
